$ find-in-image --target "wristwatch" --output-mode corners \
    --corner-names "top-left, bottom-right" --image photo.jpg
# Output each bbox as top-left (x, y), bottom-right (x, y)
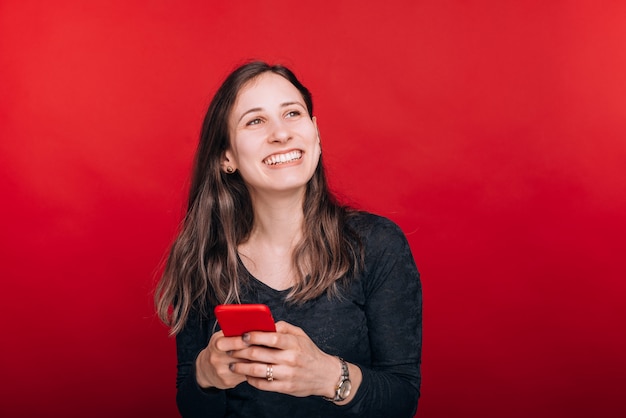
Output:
top-left (324, 357), bottom-right (352, 402)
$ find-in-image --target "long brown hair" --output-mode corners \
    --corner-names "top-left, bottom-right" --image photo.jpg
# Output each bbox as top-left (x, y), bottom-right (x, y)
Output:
top-left (155, 61), bottom-right (362, 335)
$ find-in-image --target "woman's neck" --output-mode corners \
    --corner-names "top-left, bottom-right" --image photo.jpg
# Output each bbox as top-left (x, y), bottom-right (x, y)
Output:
top-left (246, 190), bottom-right (305, 251)
top-left (237, 191), bottom-right (305, 290)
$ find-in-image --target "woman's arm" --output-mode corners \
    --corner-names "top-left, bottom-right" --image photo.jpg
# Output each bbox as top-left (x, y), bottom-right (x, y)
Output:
top-left (175, 310), bottom-right (228, 417)
top-left (343, 216), bottom-right (422, 417)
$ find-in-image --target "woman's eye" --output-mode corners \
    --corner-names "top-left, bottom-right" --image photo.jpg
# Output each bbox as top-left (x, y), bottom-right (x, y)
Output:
top-left (246, 118), bottom-right (262, 126)
top-left (285, 110), bottom-right (301, 118)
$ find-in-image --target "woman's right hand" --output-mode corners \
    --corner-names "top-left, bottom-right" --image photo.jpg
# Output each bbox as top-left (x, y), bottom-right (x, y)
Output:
top-left (195, 330), bottom-right (250, 389)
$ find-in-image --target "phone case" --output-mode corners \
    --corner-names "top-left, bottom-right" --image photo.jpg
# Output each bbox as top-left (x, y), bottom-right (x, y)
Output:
top-left (214, 304), bottom-right (276, 337)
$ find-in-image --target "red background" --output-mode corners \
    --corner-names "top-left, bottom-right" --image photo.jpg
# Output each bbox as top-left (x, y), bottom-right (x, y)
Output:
top-left (1, 1), bottom-right (625, 417)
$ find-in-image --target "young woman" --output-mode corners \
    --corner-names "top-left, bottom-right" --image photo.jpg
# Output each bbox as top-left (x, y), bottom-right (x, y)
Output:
top-left (155, 61), bottom-right (422, 417)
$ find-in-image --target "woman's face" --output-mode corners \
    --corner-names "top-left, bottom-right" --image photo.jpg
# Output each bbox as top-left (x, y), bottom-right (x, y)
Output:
top-left (224, 72), bottom-right (321, 199)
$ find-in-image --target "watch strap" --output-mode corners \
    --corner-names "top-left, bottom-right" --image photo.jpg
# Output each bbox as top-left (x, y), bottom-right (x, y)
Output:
top-left (323, 357), bottom-right (351, 402)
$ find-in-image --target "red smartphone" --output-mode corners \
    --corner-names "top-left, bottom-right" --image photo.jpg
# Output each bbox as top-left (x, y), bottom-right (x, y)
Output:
top-left (214, 304), bottom-right (276, 337)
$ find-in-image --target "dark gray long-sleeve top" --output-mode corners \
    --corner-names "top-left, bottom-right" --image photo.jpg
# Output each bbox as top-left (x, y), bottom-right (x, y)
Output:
top-left (175, 213), bottom-right (422, 417)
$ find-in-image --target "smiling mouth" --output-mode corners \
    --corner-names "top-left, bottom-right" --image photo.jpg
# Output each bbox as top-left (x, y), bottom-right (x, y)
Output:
top-left (263, 150), bottom-right (302, 166)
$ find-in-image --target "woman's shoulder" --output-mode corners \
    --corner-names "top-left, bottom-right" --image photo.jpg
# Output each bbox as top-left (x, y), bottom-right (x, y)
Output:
top-left (345, 211), bottom-right (419, 296)
top-left (346, 211), bottom-right (408, 244)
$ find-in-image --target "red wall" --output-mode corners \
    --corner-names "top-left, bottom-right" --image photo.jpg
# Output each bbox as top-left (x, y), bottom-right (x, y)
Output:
top-left (1, 1), bottom-right (625, 417)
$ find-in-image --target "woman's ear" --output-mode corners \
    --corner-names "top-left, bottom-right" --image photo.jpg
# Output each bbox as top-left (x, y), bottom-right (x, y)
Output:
top-left (221, 151), bottom-right (237, 174)
top-left (312, 117), bottom-right (322, 156)
top-left (312, 116), bottom-right (321, 144)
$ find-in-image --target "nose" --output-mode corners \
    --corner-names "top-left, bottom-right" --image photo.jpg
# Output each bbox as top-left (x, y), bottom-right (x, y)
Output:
top-left (269, 118), bottom-right (291, 143)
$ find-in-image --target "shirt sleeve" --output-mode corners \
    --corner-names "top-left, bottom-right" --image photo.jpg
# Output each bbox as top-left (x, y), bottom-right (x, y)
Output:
top-left (341, 216), bottom-right (422, 417)
top-left (175, 308), bottom-right (227, 417)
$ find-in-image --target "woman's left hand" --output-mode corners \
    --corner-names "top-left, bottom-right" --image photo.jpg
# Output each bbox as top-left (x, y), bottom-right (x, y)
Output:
top-left (227, 321), bottom-right (360, 400)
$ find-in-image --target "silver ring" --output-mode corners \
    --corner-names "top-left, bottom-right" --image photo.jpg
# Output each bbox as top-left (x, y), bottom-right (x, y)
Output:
top-left (266, 364), bottom-right (274, 382)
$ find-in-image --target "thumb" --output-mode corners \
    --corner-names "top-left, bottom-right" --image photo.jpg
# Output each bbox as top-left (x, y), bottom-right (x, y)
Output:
top-left (275, 320), bottom-right (306, 336)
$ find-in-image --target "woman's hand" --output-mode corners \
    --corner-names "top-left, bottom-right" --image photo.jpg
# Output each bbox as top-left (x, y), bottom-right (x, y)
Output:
top-left (227, 321), bottom-right (362, 401)
top-left (195, 330), bottom-right (250, 390)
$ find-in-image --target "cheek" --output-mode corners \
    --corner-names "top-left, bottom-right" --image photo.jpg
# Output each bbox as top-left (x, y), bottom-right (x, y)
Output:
top-left (230, 135), bottom-right (259, 161)
top-left (304, 123), bottom-right (319, 144)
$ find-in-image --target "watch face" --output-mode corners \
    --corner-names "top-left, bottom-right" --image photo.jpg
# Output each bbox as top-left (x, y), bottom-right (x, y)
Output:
top-left (339, 380), bottom-right (352, 399)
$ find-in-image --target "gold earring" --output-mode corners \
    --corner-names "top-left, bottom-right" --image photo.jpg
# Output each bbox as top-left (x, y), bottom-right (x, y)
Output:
top-left (226, 166), bottom-right (234, 174)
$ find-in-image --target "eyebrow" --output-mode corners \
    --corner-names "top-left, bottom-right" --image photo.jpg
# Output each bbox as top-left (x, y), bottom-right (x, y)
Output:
top-left (237, 101), bottom-right (305, 123)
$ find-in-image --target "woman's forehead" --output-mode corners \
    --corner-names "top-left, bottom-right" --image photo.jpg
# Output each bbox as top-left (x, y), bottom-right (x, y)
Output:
top-left (234, 73), bottom-right (303, 110)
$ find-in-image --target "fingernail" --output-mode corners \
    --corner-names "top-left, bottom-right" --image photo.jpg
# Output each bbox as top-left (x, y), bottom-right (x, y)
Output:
top-left (242, 333), bottom-right (250, 343)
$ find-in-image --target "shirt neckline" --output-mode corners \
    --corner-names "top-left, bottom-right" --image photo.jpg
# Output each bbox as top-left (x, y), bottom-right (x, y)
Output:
top-left (237, 255), bottom-right (293, 295)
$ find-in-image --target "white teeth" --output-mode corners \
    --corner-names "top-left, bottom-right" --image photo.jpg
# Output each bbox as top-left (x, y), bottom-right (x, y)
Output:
top-left (264, 150), bottom-right (302, 165)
